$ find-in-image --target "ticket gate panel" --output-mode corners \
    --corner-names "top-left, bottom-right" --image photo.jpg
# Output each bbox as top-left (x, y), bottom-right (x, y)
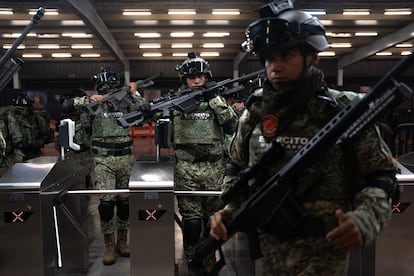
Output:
top-left (129, 159), bottom-right (175, 276)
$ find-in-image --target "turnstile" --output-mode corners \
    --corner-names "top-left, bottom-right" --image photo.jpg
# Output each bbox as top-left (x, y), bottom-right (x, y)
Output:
top-left (129, 157), bottom-right (175, 276)
top-left (0, 156), bottom-right (89, 276)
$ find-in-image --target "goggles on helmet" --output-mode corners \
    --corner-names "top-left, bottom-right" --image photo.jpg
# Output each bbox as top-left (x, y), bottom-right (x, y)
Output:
top-left (178, 60), bottom-right (209, 76)
top-left (241, 17), bottom-right (326, 54)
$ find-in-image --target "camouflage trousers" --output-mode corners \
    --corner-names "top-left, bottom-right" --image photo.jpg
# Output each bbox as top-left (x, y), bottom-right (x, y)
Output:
top-left (94, 153), bottom-right (135, 234)
top-left (175, 159), bottom-right (223, 256)
top-left (259, 232), bottom-right (348, 276)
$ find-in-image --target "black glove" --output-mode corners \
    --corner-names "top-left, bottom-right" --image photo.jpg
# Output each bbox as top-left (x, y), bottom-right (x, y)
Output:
top-left (202, 81), bottom-right (219, 100)
top-left (137, 103), bottom-right (151, 112)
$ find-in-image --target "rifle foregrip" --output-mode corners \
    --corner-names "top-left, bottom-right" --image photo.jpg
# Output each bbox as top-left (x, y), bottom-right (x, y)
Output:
top-left (188, 236), bottom-right (224, 271)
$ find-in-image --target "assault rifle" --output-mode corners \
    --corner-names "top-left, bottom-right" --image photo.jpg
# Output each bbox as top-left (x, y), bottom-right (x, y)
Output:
top-left (83, 73), bottom-right (161, 115)
top-left (0, 7), bottom-right (44, 93)
top-left (117, 69), bottom-right (265, 127)
top-left (188, 52), bottom-right (414, 275)
top-left (136, 72), bottom-right (162, 89)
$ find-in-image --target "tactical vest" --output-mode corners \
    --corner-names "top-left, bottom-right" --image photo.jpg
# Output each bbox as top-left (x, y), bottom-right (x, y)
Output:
top-left (91, 104), bottom-right (130, 138)
top-left (173, 101), bottom-right (222, 145)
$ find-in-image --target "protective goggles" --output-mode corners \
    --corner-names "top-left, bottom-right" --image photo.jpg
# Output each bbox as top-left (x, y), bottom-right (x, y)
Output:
top-left (179, 60), bottom-right (209, 75)
top-left (241, 18), bottom-right (325, 53)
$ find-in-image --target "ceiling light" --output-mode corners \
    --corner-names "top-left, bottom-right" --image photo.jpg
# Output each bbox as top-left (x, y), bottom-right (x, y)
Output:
top-left (355, 32), bottom-right (378, 36)
top-left (134, 33), bottom-right (161, 38)
top-left (22, 53), bottom-right (42, 58)
top-left (29, 8), bottom-right (58, 15)
top-left (61, 20), bottom-right (84, 26)
top-left (139, 43), bottom-right (161, 49)
top-left (171, 43), bottom-right (193, 48)
top-left (355, 20), bottom-right (377, 25)
top-left (318, 51), bottom-right (336, 57)
top-left (11, 20), bottom-right (30, 26)
top-left (211, 9), bottom-right (240, 15)
top-left (384, 9), bottom-right (412, 15)
top-left (0, 8), bottom-right (13, 15)
top-left (81, 53), bottom-right (101, 58)
top-left (71, 44), bottom-right (93, 49)
top-left (396, 43), bottom-right (413, 48)
top-left (3, 44), bottom-right (25, 49)
top-left (401, 51), bottom-right (412, 56)
top-left (376, 52), bottom-right (392, 56)
top-left (38, 44), bottom-right (60, 49)
top-left (143, 53), bottom-right (163, 57)
top-left (170, 32), bottom-right (194, 38)
top-left (319, 20), bottom-right (333, 25)
top-left (203, 32), bottom-right (230, 37)
top-left (202, 43), bottom-right (224, 48)
top-left (38, 33), bottom-right (60, 38)
top-left (200, 52), bottom-right (220, 57)
top-left (170, 20), bottom-right (194, 25)
top-left (343, 9), bottom-right (370, 15)
top-left (52, 53), bottom-right (72, 58)
top-left (168, 9), bottom-right (196, 15)
top-left (206, 20), bottom-right (229, 25)
top-left (329, 43), bottom-right (352, 48)
top-left (122, 9), bottom-right (151, 16)
top-left (326, 32), bottom-right (352, 38)
top-left (134, 20), bottom-right (158, 25)
top-left (61, 33), bottom-right (92, 38)
top-left (302, 9), bottom-right (326, 15)
top-left (3, 33), bottom-right (36, 38)
top-left (172, 53), bottom-right (189, 57)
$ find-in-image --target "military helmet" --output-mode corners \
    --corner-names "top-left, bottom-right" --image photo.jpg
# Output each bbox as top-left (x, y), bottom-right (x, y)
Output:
top-left (92, 67), bottom-right (122, 94)
top-left (241, 0), bottom-right (328, 56)
top-left (175, 52), bottom-right (212, 80)
top-left (14, 93), bottom-right (32, 106)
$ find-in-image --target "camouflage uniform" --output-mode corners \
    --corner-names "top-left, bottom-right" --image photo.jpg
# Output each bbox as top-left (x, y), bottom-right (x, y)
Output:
top-left (223, 70), bottom-right (397, 275)
top-left (0, 105), bottom-right (24, 166)
top-left (174, 82), bottom-right (237, 257)
top-left (0, 128), bottom-right (6, 176)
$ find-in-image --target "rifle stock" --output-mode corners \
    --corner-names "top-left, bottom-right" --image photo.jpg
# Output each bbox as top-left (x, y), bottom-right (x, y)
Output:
top-left (83, 86), bottom-right (132, 115)
top-left (188, 52), bottom-right (414, 275)
top-left (117, 69), bottom-right (265, 127)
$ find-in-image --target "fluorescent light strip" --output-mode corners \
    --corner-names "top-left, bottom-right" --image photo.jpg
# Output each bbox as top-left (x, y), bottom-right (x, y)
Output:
top-left (22, 53), bottom-right (42, 58)
top-left (384, 9), bottom-right (412, 15)
top-left (0, 9), bottom-right (13, 15)
top-left (11, 20), bottom-right (31, 25)
top-left (171, 43), bottom-right (193, 48)
top-left (396, 43), bottom-right (413, 48)
top-left (172, 53), bottom-right (188, 57)
top-left (71, 44), bottom-right (93, 49)
top-left (3, 44), bottom-right (25, 49)
top-left (52, 53), bottom-right (72, 58)
top-left (143, 53), bottom-right (163, 57)
top-left (122, 9), bottom-right (151, 16)
top-left (29, 8), bottom-right (58, 15)
top-left (401, 51), bottom-right (412, 56)
top-left (81, 53), bottom-right (101, 58)
top-left (38, 33), bottom-right (60, 38)
top-left (139, 43), bottom-right (161, 49)
top-left (170, 32), bottom-right (194, 38)
top-left (376, 52), bottom-right (392, 56)
top-left (343, 9), bottom-right (370, 15)
top-left (302, 9), bottom-right (326, 15)
top-left (329, 43), bottom-right (352, 48)
top-left (170, 20), bottom-right (194, 25)
top-left (211, 9), bottom-right (240, 15)
top-left (200, 52), bottom-right (219, 57)
top-left (203, 43), bottom-right (224, 48)
top-left (134, 20), bottom-right (158, 25)
top-left (326, 32), bottom-right (352, 38)
top-left (62, 33), bottom-right (92, 38)
top-left (38, 44), bottom-right (60, 49)
top-left (3, 33), bottom-right (36, 38)
top-left (203, 32), bottom-right (230, 37)
top-left (355, 32), bottom-right (378, 36)
top-left (318, 51), bottom-right (336, 57)
top-left (168, 9), bottom-right (196, 15)
top-left (206, 20), bottom-right (229, 25)
top-left (61, 20), bottom-right (84, 26)
top-left (134, 33), bottom-right (161, 38)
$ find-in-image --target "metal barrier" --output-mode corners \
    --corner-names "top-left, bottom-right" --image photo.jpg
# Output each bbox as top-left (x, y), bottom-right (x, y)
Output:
top-left (0, 156), bottom-right (90, 276)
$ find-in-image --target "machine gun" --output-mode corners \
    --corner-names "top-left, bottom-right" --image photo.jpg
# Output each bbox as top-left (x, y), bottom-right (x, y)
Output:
top-left (135, 72), bottom-right (162, 89)
top-left (116, 69), bottom-right (265, 127)
top-left (0, 7), bottom-right (44, 93)
top-left (188, 52), bottom-right (414, 275)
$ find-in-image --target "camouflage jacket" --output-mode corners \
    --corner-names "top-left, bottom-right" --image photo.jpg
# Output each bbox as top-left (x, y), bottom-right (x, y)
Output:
top-left (223, 69), bottom-right (397, 246)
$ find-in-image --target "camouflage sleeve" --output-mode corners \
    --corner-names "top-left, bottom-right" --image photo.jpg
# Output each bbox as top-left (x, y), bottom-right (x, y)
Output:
top-left (346, 126), bottom-right (396, 246)
top-left (73, 96), bottom-right (88, 108)
top-left (128, 91), bottom-right (147, 112)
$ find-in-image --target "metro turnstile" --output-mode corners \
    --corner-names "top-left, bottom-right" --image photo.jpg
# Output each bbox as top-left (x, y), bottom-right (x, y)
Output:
top-left (0, 156), bottom-right (90, 276)
top-left (129, 157), bottom-right (175, 276)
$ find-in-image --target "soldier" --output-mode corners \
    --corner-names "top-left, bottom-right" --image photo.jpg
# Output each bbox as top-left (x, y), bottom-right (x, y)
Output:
top-left (209, 1), bottom-right (399, 275)
top-left (62, 67), bottom-right (147, 265)
top-left (173, 52), bottom-right (237, 274)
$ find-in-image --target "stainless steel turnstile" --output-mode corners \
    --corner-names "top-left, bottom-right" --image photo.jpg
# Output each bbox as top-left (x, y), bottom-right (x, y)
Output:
top-left (129, 157), bottom-right (175, 276)
top-left (0, 156), bottom-right (89, 276)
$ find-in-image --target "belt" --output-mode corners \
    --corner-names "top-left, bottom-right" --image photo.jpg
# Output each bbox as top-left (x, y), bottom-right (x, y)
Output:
top-left (91, 140), bottom-right (133, 149)
top-left (92, 148), bottom-right (132, 156)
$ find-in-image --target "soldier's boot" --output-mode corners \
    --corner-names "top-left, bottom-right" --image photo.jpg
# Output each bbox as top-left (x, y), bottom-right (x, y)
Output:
top-left (103, 233), bottom-right (118, 265)
top-left (117, 229), bottom-right (130, 257)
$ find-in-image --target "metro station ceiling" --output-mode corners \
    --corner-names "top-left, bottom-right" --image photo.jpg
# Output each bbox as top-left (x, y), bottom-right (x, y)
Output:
top-left (0, 0), bottom-right (413, 65)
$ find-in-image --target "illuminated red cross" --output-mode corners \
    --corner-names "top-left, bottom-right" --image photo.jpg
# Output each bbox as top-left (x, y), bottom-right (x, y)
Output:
top-left (392, 202), bottom-right (401, 213)
top-left (145, 210), bottom-right (157, 221)
top-left (12, 211), bottom-right (24, 222)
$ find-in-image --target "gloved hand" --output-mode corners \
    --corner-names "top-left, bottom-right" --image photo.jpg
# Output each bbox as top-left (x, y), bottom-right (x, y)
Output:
top-left (137, 103), bottom-right (151, 112)
top-left (202, 89), bottom-right (218, 100)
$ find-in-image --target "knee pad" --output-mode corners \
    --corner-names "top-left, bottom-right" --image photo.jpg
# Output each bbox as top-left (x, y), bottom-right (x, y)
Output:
top-left (98, 200), bottom-right (115, 221)
top-left (116, 199), bottom-right (129, 221)
top-left (183, 219), bottom-right (202, 246)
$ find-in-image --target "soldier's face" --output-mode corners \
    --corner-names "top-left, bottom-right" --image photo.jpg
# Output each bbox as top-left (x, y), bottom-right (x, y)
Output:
top-left (186, 73), bottom-right (206, 91)
top-left (265, 47), bottom-right (317, 83)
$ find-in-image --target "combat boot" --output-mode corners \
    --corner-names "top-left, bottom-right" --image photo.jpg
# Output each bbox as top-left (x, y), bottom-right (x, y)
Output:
top-left (103, 233), bottom-right (117, 265)
top-left (117, 229), bottom-right (130, 257)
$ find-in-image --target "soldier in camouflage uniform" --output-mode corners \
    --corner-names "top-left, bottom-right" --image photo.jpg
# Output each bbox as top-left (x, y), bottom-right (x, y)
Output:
top-left (173, 53), bottom-right (237, 272)
top-left (209, 1), bottom-right (399, 275)
top-left (62, 67), bottom-right (147, 265)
